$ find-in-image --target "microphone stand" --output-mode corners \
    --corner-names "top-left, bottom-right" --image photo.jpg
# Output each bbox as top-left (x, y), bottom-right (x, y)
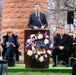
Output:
top-left (38, 17), bottom-right (43, 26)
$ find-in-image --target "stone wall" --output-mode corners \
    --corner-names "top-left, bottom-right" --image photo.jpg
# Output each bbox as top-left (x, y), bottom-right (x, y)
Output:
top-left (2, 0), bottom-right (48, 54)
top-left (0, 0), bottom-right (2, 40)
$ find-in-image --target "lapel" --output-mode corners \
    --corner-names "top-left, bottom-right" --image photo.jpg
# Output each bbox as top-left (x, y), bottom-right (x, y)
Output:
top-left (40, 12), bottom-right (42, 21)
top-left (33, 12), bottom-right (37, 20)
top-left (59, 35), bottom-right (62, 42)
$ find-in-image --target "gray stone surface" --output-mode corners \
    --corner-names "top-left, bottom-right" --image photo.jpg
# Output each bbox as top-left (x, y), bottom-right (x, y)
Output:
top-left (0, 0), bottom-right (2, 40)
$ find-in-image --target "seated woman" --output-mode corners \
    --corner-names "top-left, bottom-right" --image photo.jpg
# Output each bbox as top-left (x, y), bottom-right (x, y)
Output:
top-left (1, 28), bottom-right (20, 66)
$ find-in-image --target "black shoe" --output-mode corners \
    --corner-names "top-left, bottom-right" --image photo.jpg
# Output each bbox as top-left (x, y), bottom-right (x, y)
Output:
top-left (62, 61), bottom-right (66, 65)
top-left (52, 64), bottom-right (57, 67)
top-left (8, 65), bottom-right (15, 67)
top-left (65, 64), bottom-right (69, 67)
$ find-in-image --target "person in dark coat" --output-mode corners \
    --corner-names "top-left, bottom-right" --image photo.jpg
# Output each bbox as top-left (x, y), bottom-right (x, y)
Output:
top-left (1, 28), bottom-right (20, 66)
top-left (72, 61), bottom-right (76, 75)
top-left (71, 32), bottom-right (76, 75)
top-left (70, 32), bottom-right (76, 52)
top-left (28, 3), bottom-right (48, 29)
top-left (52, 26), bottom-right (71, 67)
top-left (69, 31), bottom-right (76, 66)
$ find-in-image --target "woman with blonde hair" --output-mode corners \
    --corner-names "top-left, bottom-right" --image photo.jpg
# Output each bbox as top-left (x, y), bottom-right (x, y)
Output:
top-left (1, 28), bottom-right (20, 67)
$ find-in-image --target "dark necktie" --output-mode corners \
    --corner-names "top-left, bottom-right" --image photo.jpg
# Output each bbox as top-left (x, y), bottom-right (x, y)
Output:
top-left (37, 12), bottom-right (39, 19)
top-left (36, 12), bottom-right (40, 25)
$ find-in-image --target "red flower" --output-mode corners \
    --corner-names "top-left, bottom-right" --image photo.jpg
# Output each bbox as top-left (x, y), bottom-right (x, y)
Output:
top-left (42, 33), bottom-right (45, 38)
top-left (38, 55), bottom-right (40, 58)
top-left (32, 40), bottom-right (35, 43)
top-left (45, 48), bottom-right (48, 51)
top-left (28, 46), bottom-right (32, 50)
top-left (49, 48), bottom-right (53, 50)
top-left (47, 38), bottom-right (50, 40)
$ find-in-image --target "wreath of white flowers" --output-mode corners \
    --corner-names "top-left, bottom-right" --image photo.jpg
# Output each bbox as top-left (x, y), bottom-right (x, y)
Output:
top-left (25, 32), bottom-right (53, 62)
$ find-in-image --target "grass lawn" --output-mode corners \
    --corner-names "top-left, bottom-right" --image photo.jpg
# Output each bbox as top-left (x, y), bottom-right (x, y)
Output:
top-left (7, 64), bottom-right (72, 75)
top-left (8, 72), bottom-right (71, 75)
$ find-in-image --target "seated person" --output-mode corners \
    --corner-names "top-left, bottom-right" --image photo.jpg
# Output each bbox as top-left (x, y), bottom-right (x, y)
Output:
top-left (52, 26), bottom-right (71, 67)
top-left (70, 31), bottom-right (76, 58)
top-left (1, 28), bottom-right (20, 66)
top-left (72, 61), bottom-right (76, 75)
top-left (71, 32), bottom-right (76, 72)
top-left (72, 31), bottom-right (76, 45)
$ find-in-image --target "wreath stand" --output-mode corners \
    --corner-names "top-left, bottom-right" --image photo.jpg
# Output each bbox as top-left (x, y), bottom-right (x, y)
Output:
top-left (24, 29), bottom-right (50, 68)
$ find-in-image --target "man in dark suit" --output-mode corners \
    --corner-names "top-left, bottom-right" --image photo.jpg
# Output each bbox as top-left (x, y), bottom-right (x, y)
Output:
top-left (28, 3), bottom-right (48, 29)
top-left (52, 26), bottom-right (71, 67)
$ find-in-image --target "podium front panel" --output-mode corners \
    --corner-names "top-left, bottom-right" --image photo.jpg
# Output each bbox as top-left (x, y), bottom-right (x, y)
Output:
top-left (24, 29), bottom-right (50, 68)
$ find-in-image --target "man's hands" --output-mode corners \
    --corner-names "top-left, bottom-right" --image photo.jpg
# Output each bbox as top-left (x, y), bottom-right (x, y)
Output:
top-left (59, 46), bottom-right (64, 50)
top-left (34, 26), bottom-right (38, 29)
top-left (33, 26), bottom-right (45, 29)
top-left (41, 26), bottom-right (44, 29)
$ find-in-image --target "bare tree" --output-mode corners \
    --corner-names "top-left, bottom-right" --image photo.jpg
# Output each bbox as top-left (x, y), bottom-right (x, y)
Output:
top-left (47, 0), bottom-right (76, 34)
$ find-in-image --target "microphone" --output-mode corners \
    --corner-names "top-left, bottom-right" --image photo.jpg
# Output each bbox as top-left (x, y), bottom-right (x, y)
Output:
top-left (37, 17), bottom-right (42, 26)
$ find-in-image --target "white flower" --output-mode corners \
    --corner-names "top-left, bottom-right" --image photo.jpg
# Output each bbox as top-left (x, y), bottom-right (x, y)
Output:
top-left (30, 34), bottom-right (37, 39)
top-left (39, 56), bottom-right (44, 62)
top-left (32, 45), bottom-right (35, 51)
top-left (27, 50), bottom-right (33, 56)
top-left (50, 43), bottom-right (53, 48)
top-left (45, 54), bottom-right (47, 58)
top-left (35, 55), bottom-right (38, 59)
top-left (38, 34), bottom-right (43, 39)
top-left (37, 51), bottom-right (41, 55)
top-left (30, 34), bottom-right (35, 38)
top-left (45, 35), bottom-right (49, 38)
top-left (44, 39), bottom-right (49, 44)
top-left (47, 50), bottom-right (52, 55)
top-left (27, 39), bottom-right (31, 43)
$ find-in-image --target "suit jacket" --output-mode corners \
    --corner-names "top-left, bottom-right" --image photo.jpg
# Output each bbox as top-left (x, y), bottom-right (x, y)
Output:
top-left (28, 12), bottom-right (48, 29)
top-left (53, 33), bottom-right (71, 50)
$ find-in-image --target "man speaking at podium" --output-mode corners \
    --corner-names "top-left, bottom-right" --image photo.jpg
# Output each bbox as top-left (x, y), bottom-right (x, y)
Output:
top-left (28, 3), bottom-right (48, 29)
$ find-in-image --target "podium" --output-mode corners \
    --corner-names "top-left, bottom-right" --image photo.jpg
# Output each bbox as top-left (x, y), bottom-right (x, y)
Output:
top-left (24, 29), bottom-right (50, 68)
